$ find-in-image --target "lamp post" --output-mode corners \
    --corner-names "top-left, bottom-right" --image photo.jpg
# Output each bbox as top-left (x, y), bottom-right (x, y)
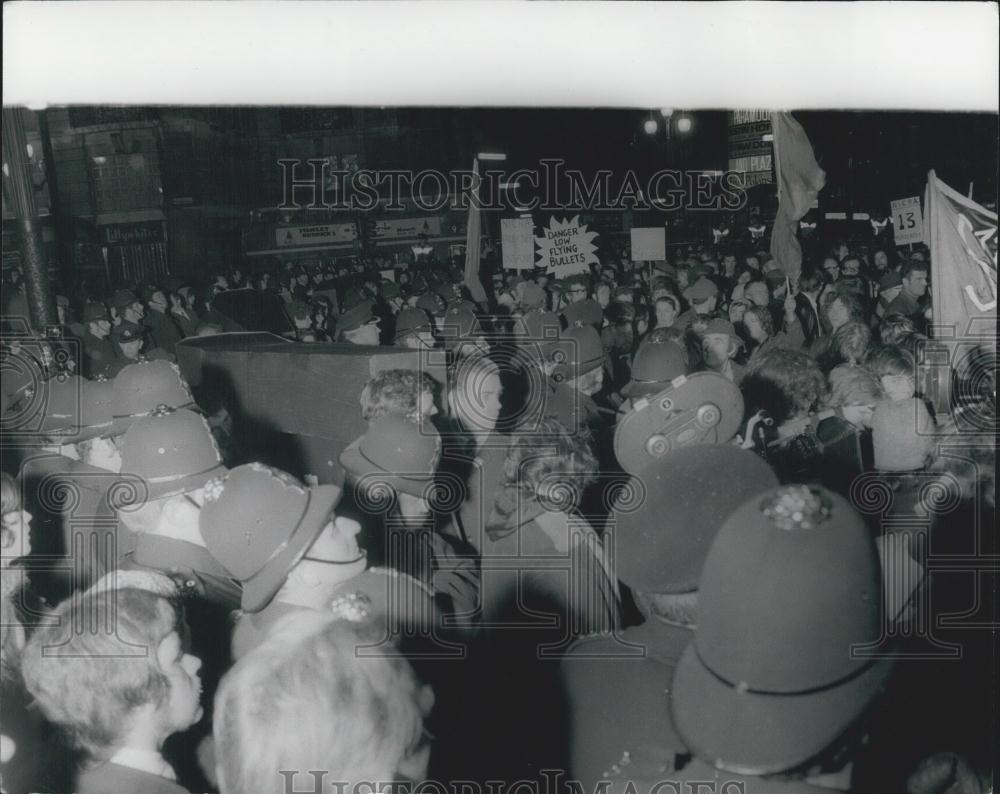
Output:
top-left (2, 107), bottom-right (55, 331)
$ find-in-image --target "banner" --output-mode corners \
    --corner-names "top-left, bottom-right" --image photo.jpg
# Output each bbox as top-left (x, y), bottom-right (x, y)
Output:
top-left (501, 218), bottom-right (535, 270)
top-left (275, 223), bottom-right (357, 248)
top-left (727, 109), bottom-right (774, 189)
top-left (630, 227), bottom-right (666, 261)
top-left (373, 217), bottom-right (442, 240)
top-left (463, 159), bottom-right (487, 304)
top-left (535, 215), bottom-right (599, 278)
top-left (890, 196), bottom-right (924, 245)
top-left (925, 170), bottom-right (997, 339)
top-left (770, 112), bottom-right (825, 284)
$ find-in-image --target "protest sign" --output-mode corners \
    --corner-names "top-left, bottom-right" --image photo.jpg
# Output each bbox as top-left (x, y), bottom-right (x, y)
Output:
top-left (501, 218), bottom-right (536, 270)
top-left (890, 196), bottom-right (923, 245)
top-left (535, 215), bottom-right (599, 278)
top-left (630, 227), bottom-right (666, 261)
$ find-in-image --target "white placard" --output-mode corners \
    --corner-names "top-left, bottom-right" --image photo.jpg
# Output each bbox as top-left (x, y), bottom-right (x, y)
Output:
top-left (535, 215), bottom-right (599, 277)
top-left (501, 218), bottom-right (535, 270)
top-left (890, 196), bottom-right (923, 245)
top-left (630, 227), bottom-right (666, 261)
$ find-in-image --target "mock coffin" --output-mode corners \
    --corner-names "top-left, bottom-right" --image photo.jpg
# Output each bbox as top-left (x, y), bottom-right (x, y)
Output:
top-left (176, 334), bottom-right (447, 485)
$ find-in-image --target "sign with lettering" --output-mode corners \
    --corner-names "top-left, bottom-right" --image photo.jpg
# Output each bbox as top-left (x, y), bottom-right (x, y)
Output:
top-left (630, 227), bottom-right (666, 261)
top-left (102, 221), bottom-right (166, 246)
top-left (372, 217), bottom-right (442, 240)
top-left (890, 196), bottom-right (924, 245)
top-left (275, 223), bottom-right (358, 248)
top-left (536, 215), bottom-right (599, 277)
top-left (501, 218), bottom-right (535, 270)
top-left (727, 109), bottom-right (774, 189)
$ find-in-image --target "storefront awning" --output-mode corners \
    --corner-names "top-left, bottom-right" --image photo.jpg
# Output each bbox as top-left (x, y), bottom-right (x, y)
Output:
top-left (95, 209), bottom-right (166, 225)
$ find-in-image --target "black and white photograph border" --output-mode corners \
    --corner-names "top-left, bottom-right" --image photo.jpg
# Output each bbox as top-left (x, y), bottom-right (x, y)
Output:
top-left (2, 4), bottom-right (998, 794)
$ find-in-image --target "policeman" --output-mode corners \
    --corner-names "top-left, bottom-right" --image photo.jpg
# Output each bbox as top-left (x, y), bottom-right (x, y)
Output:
top-left (560, 446), bottom-right (778, 792)
top-left (16, 376), bottom-right (129, 596)
top-left (114, 406), bottom-right (236, 608)
top-left (667, 485), bottom-right (895, 791)
top-left (676, 277), bottom-right (719, 330)
top-left (619, 336), bottom-right (688, 412)
top-left (337, 301), bottom-right (381, 345)
top-left (543, 322), bottom-right (607, 436)
top-left (440, 304), bottom-right (488, 360)
top-left (339, 414), bottom-right (478, 628)
top-left (109, 320), bottom-right (146, 372)
top-left (393, 306), bottom-right (436, 349)
top-left (79, 303), bottom-right (120, 379)
top-left (142, 288), bottom-right (185, 356)
top-left (199, 462), bottom-right (437, 660)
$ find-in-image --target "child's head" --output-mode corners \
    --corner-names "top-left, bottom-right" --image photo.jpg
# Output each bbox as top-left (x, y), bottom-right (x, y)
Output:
top-left (214, 611), bottom-right (431, 793)
top-left (21, 587), bottom-right (202, 760)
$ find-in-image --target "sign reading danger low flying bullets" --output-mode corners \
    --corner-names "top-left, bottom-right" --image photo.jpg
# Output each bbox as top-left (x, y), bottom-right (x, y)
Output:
top-left (536, 215), bottom-right (600, 278)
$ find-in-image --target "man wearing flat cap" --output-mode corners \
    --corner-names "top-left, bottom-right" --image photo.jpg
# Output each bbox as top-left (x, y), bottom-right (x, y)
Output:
top-left (676, 276), bottom-right (720, 331)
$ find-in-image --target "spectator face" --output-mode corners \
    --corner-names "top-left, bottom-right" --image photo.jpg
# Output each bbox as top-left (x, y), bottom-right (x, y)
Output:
top-left (567, 285), bottom-right (588, 304)
top-left (120, 339), bottom-right (143, 360)
top-left (595, 284), bottom-right (611, 308)
top-left (745, 255), bottom-right (760, 271)
top-left (1, 505), bottom-right (32, 563)
top-left (702, 333), bottom-right (733, 366)
top-left (828, 298), bottom-right (851, 330)
top-left (903, 269), bottom-right (928, 298)
top-left (655, 300), bottom-right (677, 327)
top-left (722, 255), bottom-right (737, 274)
top-left (91, 319), bottom-right (112, 338)
top-left (842, 259), bottom-right (861, 277)
top-left (743, 311), bottom-right (767, 342)
top-left (125, 301), bottom-right (145, 322)
top-left (823, 258), bottom-right (840, 281)
top-left (745, 282), bottom-right (769, 307)
top-left (156, 630), bottom-right (204, 735)
top-left (881, 374), bottom-right (915, 402)
top-left (873, 251), bottom-right (888, 269)
top-left (149, 292), bottom-right (169, 313)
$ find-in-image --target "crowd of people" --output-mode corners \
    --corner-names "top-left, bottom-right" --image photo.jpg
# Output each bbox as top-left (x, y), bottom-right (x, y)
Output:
top-left (0, 231), bottom-right (996, 794)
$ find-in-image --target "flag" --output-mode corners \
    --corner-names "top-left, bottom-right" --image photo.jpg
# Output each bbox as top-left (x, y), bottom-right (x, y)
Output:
top-left (770, 112), bottom-right (826, 284)
top-left (925, 170), bottom-right (997, 340)
top-left (463, 158), bottom-right (488, 304)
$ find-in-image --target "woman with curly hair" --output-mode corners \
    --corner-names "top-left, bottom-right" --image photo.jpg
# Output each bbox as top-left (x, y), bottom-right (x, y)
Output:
top-left (467, 418), bottom-right (621, 781)
top-left (480, 418), bottom-right (621, 636)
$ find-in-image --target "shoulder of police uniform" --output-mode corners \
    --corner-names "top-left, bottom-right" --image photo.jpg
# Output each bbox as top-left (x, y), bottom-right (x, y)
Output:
top-left (366, 566), bottom-right (436, 599)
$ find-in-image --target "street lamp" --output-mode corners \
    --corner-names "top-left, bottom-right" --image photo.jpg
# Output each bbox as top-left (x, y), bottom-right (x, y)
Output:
top-left (676, 115), bottom-right (693, 134)
top-left (643, 118), bottom-right (659, 136)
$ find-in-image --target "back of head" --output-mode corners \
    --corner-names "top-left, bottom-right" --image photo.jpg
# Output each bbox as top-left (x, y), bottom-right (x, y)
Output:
top-left (214, 611), bottom-right (426, 793)
top-left (21, 588), bottom-right (178, 760)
